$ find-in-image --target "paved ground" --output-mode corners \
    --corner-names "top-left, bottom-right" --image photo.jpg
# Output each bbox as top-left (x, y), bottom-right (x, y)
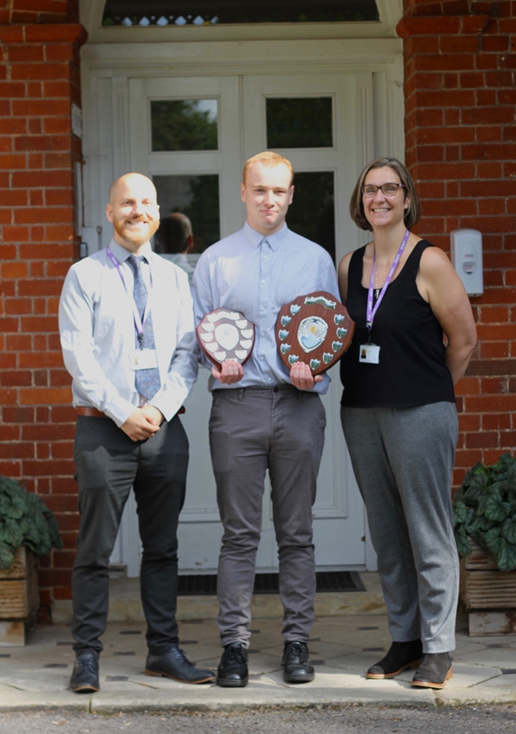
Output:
top-left (1, 705), bottom-right (516, 734)
top-left (0, 611), bottom-right (515, 713)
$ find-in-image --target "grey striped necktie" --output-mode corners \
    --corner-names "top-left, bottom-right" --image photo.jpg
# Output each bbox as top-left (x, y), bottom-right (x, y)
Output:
top-left (127, 254), bottom-right (161, 401)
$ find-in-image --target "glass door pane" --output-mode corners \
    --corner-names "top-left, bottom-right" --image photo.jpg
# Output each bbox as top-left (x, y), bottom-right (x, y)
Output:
top-left (153, 174), bottom-right (220, 278)
top-left (287, 171), bottom-right (335, 262)
top-left (151, 99), bottom-right (218, 151)
top-left (266, 97), bottom-right (333, 149)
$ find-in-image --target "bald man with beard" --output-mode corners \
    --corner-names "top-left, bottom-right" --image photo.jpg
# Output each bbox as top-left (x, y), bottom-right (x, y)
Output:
top-left (59, 173), bottom-right (214, 693)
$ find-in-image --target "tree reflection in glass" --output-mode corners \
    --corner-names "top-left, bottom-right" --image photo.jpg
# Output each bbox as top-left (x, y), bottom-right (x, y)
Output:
top-left (151, 99), bottom-right (218, 151)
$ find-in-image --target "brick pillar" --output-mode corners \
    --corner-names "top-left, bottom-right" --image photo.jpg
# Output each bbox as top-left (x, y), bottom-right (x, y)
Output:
top-left (397, 1), bottom-right (516, 487)
top-left (0, 5), bottom-right (86, 611)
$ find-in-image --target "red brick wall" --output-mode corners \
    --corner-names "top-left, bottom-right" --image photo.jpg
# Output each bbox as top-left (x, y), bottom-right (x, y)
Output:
top-left (398, 0), bottom-right (516, 488)
top-left (0, 0), bottom-right (515, 607)
top-left (0, 0), bottom-right (79, 24)
top-left (0, 1), bottom-right (85, 611)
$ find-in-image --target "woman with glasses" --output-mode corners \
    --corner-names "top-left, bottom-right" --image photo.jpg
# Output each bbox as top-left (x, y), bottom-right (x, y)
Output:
top-left (338, 157), bottom-right (476, 689)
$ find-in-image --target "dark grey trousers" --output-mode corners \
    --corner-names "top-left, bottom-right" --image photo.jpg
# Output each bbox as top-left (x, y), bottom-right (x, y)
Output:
top-left (341, 402), bottom-right (459, 653)
top-left (209, 386), bottom-right (326, 648)
top-left (72, 415), bottom-right (188, 655)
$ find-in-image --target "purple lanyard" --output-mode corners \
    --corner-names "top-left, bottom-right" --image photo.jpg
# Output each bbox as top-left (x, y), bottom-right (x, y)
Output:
top-left (366, 229), bottom-right (410, 335)
top-left (107, 247), bottom-right (152, 340)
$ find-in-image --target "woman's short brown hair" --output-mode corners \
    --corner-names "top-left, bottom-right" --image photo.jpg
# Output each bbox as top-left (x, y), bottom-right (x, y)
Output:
top-left (349, 157), bottom-right (421, 232)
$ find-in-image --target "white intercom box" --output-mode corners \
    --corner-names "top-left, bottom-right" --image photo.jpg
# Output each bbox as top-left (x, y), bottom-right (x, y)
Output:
top-left (80, 226), bottom-right (103, 258)
top-left (450, 229), bottom-right (483, 297)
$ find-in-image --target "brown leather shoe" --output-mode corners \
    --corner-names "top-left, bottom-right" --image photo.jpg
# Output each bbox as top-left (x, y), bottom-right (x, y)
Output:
top-left (411, 652), bottom-right (453, 689)
top-left (366, 640), bottom-right (423, 679)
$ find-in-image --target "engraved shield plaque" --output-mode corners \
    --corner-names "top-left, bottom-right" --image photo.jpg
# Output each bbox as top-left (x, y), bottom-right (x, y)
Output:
top-left (197, 308), bottom-right (256, 369)
top-left (276, 292), bottom-right (355, 375)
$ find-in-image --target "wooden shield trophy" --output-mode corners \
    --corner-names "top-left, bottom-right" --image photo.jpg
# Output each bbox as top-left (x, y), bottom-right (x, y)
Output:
top-left (196, 308), bottom-right (255, 369)
top-left (275, 292), bottom-right (355, 375)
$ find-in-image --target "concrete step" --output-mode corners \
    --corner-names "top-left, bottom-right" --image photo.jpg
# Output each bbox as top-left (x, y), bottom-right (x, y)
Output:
top-left (52, 572), bottom-right (385, 623)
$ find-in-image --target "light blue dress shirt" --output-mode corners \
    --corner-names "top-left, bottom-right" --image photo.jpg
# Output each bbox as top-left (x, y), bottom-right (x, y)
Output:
top-left (59, 239), bottom-right (198, 427)
top-left (191, 222), bottom-right (339, 394)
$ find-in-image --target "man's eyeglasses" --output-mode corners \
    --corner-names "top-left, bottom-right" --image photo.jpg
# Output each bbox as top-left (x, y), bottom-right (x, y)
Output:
top-left (362, 183), bottom-right (406, 198)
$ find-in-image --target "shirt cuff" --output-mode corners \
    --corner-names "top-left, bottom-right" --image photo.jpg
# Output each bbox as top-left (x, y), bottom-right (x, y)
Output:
top-left (103, 397), bottom-right (139, 427)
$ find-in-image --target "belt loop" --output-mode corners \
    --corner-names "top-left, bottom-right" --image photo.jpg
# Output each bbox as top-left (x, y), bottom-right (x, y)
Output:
top-left (238, 387), bottom-right (245, 402)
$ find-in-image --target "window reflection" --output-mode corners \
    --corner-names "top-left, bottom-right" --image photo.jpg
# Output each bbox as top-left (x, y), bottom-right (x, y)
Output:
top-left (153, 174), bottom-right (220, 279)
top-left (102, 1), bottom-right (380, 26)
top-left (267, 98), bottom-right (333, 149)
top-left (151, 99), bottom-right (218, 152)
top-left (287, 172), bottom-right (335, 263)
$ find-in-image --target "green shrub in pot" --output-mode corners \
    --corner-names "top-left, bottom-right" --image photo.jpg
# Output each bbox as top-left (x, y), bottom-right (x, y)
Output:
top-left (0, 475), bottom-right (63, 569)
top-left (453, 452), bottom-right (516, 572)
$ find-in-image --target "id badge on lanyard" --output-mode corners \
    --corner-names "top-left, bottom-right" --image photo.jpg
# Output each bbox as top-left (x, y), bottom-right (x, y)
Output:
top-left (130, 348), bottom-right (158, 371)
top-left (360, 229), bottom-right (410, 367)
top-left (359, 343), bottom-right (380, 364)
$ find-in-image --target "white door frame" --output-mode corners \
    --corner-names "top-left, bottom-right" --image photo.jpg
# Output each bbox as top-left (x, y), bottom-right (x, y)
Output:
top-left (79, 9), bottom-right (404, 575)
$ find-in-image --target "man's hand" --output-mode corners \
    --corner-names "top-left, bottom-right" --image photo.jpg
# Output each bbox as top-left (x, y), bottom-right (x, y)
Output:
top-left (289, 361), bottom-right (323, 391)
top-left (121, 407), bottom-right (162, 442)
top-left (141, 403), bottom-right (165, 426)
top-left (212, 359), bottom-right (244, 384)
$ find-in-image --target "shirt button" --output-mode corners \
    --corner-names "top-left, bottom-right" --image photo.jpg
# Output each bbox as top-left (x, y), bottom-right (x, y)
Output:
top-left (260, 355), bottom-right (265, 360)
top-left (260, 307), bottom-right (265, 312)
top-left (261, 331), bottom-right (265, 337)
top-left (261, 279), bottom-right (266, 284)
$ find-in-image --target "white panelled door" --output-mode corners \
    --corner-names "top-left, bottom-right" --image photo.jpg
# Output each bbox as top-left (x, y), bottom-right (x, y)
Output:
top-left (109, 71), bottom-right (366, 575)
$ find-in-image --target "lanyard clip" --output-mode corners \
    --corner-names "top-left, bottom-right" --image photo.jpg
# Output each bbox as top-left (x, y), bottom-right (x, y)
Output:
top-left (137, 332), bottom-right (144, 349)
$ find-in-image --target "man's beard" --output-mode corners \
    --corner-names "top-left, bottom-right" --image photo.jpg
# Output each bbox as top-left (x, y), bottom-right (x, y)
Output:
top-left (113, 217), bottom-right (159, 246)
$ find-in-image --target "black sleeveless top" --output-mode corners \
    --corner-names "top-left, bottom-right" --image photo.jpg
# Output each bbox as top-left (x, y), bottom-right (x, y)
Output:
top-left (340, 239), bottom-right (455, 408)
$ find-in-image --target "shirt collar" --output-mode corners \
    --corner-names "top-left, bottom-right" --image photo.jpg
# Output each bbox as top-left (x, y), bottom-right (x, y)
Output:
top-left (107, 238), bottom-right (153, 264)
top-left (243, 222), bottom-right (289, 252)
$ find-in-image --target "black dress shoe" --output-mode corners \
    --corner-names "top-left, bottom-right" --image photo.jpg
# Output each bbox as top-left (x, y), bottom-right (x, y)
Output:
top-left (282, 641), bottom-right (315, 684)
top-left (412, 652), bottom-right (453, 689)
top-left (366, 640), bottom-right (423, 679)
top-left (216, 643), bottom-right (249, 688)
top-left (145, 647), bottom-right (215, 684)
top-left (69, 650), bottom-right (100, 693)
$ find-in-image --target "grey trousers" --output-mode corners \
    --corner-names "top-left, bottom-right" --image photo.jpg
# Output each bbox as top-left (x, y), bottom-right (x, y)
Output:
top-left (209, 386), bottom-right (326, 648)
top-left (72, 415), bottom-right (188, 655)
top-left (341, 402), bottom-right (459, 653)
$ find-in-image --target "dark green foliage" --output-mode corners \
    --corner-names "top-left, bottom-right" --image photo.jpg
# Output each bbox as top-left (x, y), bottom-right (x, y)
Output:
top-left (151, 100), bottom-right (218, 152)
top-left (0, 476), bottom-right (63, 569)
top-left (453, 453), bottom-right (516, 571)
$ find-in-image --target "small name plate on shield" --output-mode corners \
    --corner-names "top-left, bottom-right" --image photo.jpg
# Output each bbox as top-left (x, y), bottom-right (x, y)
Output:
top-left (196, 308), bottom-right (256, 369)
top-left (275, 292), bottom-right (355, 375)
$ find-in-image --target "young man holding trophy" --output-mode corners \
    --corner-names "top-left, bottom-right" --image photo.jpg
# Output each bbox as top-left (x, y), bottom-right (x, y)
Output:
top-left (191, 152), bottom-right (339, 688)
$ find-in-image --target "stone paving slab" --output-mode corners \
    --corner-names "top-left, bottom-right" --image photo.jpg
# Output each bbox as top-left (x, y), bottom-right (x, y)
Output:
top-left (0, 614), bottom-right (515, 712)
